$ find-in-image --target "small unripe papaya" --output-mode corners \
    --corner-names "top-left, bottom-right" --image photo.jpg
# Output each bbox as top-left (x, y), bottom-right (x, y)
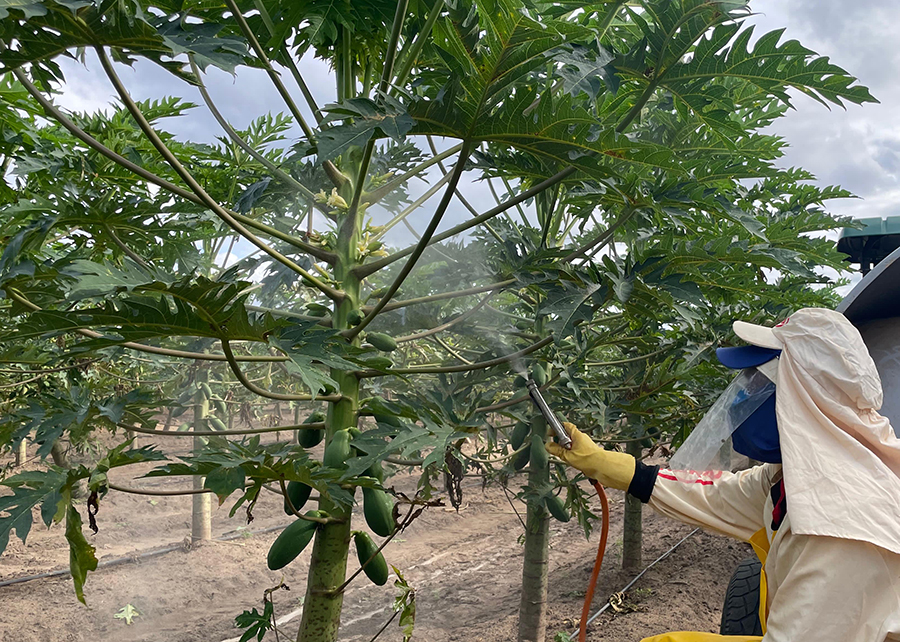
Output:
top-left (367, 332), bottom-right (398, 352)
top-left (323, 431), bottom-right (352, 468)
top-left (282, 481), bottom-right (313, 515)
top-left (354, 531), bottom-right (389, 586)
top-left (362, 487), bottom-right (395, 537)
top-left (207, 416), bottom-right (227, 432)
top-left (266, 513), bottom-right (321, 570)
top-left (510, 421), bottom-right (530, 450)
top-left (544, 493), bottom-right (570, 523)
top-left (347, 309), bottom-right (365, 326)
top-left (532, 363), bottom-right (548, 387)
top-left (530, 434), bottom-right (549, 470)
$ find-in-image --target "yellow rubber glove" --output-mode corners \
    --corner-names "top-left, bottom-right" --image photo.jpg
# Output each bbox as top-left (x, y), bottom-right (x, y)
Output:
top-left (545, 422), bottom-right (636, 491)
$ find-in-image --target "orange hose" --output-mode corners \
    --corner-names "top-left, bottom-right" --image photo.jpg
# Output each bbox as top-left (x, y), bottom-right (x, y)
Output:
top-left (579, 481), bottom-right (610, 642)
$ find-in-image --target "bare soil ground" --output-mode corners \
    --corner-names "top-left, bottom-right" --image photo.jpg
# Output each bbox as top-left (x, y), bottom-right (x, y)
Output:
top-left (0, 426), bottom-right (751, 642)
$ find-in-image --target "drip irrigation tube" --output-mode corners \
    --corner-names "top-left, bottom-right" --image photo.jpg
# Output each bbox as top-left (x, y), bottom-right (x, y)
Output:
top-left (567, 526), bottom-right (702, 641)
top-left (0, 522), bottom-right (292, 589)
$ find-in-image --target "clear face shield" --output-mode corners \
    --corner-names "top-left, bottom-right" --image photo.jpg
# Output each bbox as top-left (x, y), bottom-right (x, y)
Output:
top-left (668, 359), bottom-right (779, 473)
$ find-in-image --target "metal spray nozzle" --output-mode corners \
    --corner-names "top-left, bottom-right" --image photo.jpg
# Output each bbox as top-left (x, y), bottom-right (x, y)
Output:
top-left (525, 379), bottom-right (573, 450)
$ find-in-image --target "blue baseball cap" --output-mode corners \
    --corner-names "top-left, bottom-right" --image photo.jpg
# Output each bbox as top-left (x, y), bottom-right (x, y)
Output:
top-left (716, 345), bottom-right (781, 370)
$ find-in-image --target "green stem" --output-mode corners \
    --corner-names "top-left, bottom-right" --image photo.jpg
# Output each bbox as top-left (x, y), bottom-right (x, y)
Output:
top-left (189, 56), bottom-right (319, 199)
top-left (393, 0), bottom-right (444, 92)
top-left (428, 137), bottom-right (506, 242)
top-left (10, 67), bottom-right (333, 259)
top-left (4, 288), bottom-right (290, 363)
top-left (362, 279), bottom-right (514, 316)
top-left (364, 143), bottom-right (462, 205)
top-left (225, 0), bottom-right (347, 188)
top-left (358, 336), bottom-right (552, 377)
top-left (394, 293), bottom-right (493, 343)
top-left (563, 205), bottom-right (638, 262)
top-left (103, 225), bottom-right (151, 268)
top-left (354, 165), bottom-right (575, 278)
top-left (378, 0), bottom-right (410, 95)
top-left (370, 172), bottom-right (453, 242)
top-left (347, 140), bottom-right (474, 338)
top-left (97, 48), bottom-right (343, 300)
top-left (221, 339), bottom-right (331, 401)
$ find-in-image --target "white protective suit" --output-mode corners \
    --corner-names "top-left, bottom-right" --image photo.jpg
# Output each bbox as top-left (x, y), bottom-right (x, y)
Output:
top-left (641, 309), bottom-right (900, 642)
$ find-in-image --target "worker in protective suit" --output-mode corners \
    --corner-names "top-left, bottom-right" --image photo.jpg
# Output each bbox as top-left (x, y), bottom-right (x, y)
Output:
top-left (547, 308), bottom-right (900, 642)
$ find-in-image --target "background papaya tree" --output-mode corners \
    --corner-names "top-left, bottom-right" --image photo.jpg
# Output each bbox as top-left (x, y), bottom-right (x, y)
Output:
top-left (0, 1), bottom-right (873, 642)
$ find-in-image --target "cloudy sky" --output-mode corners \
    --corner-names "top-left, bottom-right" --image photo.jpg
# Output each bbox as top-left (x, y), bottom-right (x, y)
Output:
top-left (51, 0), bottom-right (898, 251)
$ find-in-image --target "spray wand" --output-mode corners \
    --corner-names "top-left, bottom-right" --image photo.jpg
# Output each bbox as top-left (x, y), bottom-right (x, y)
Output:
top-left (525, 379), bottom-right (573, 449)
top-left (525, 375), bottom-right (608, 642)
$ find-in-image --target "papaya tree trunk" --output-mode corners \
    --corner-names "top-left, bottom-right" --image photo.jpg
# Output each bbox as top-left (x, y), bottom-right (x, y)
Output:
top-left (296, 200), bottom-right (361, 642)
top-left (518, 414), bottom-right (550, 642)
top-left (14, 439), bottom-right (26, 466)
top-left (622, 439), bottom-right (642, 570)
top-left (192, 369), bottom-right (212, 543)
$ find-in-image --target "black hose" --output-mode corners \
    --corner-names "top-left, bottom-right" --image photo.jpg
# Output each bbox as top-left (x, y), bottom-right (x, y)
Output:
top-left (0, 523), bottom-right (291, 589)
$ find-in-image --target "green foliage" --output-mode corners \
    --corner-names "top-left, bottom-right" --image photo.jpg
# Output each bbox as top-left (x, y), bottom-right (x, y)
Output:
top-left (0, 0), bottom-right (877, 637)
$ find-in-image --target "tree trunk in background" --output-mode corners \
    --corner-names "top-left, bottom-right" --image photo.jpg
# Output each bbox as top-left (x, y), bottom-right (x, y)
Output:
top-left (192, 369), bottom-right (212, 543)
top-left (161, 407), bottom-right (174, 431)
top-left (622, 439), bottom-right (643, 570)
top-left (15, 439), bottom-right (26, 466)
top-left (517, 414), bottom-right (550, 642)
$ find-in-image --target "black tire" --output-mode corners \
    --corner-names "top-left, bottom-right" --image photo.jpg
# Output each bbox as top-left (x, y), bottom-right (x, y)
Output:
top-left (719, 556), bottom-right (764, 636)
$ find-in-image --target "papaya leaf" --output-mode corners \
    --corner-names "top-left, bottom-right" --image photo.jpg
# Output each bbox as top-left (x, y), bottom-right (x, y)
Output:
top-left (65, 503), bottom-right (98, 604)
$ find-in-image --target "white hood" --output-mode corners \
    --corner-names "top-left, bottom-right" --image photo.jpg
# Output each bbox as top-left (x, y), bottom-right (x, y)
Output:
top-left (767, 308), bottom-right (900, 554)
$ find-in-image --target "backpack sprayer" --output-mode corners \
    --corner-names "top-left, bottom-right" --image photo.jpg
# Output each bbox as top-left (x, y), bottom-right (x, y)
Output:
top-left (525, 376), bottom-right (607, 642)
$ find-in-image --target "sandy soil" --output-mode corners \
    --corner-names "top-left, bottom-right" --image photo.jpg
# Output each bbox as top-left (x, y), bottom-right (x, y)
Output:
top-left (0, 428), bottom-right (752, 642)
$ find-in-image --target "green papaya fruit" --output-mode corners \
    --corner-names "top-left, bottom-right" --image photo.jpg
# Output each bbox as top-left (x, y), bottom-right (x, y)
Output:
top-left (212, 399), bottom-right (228, 417)
top-left (513, 445), bottom-right (531, 471)
top-left (299, 428), bottom-right (324, 448)
top-left (207, 416), bottom-right (227, 432)
top-left (373, 413), bottom-right (404, 429)
top-left (347, 309), bottom-right (365, 326)
top-left (323, 430), bottom-right (352, 468)
top-left (363, 460), bottom-right (385, 483)
top-left (544, 493), bottom-right (570, 523)
top-left (365, 356), bottom-right (394, 370)
top-left (362, 487), bottom-right (395, 537)
top-left (510, 421), bottom-right (530, 450)
top-left (298, 411), bottom-right (326, 448)
top-left (530, 434), bottom-right (549, 470)
top-left (282, 481), bottom-right (313, 516)
top-left (640, 437), bottom-right (653, 449)
top-left (532, 363), bottom-right (548, 387)
top-left (354, 531), bottom-right (389, 586)
top-left (176, 422), bottom-right (190, 432)
top-left (367, 332), bottom-right (398, 352)
top-left (199, 382), bottom-right (213, 399)
top-left (266, 513), bottom-right (320, 570)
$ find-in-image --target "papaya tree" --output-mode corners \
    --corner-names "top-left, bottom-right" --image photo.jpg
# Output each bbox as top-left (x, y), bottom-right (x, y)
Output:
top-left (0, 1), bottom-right (874, 642)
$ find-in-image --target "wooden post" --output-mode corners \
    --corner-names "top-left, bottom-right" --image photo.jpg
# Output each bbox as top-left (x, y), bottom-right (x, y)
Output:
top-left (192, 369), bottom-right (212, 543)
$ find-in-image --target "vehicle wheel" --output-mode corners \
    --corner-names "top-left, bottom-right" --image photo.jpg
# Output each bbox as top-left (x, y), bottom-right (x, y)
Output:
top-left (719, 556), bottom-right (764, 636)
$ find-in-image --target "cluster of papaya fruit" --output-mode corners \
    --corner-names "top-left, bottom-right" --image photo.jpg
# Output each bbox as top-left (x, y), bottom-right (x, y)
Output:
top-left (266, 418), bottom-right (397, 587)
